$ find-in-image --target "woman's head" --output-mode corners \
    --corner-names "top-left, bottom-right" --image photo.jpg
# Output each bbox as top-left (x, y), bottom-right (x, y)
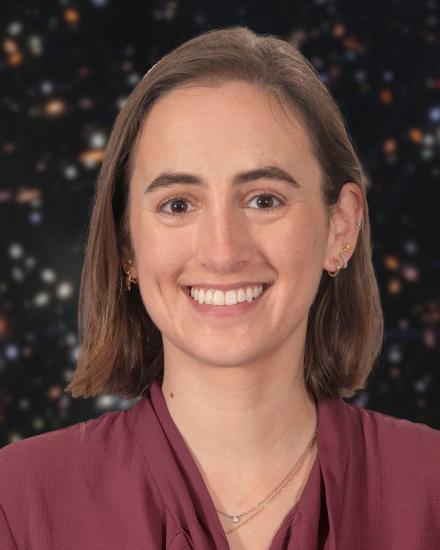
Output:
top-left (65, 26), bottom-right (383, 402)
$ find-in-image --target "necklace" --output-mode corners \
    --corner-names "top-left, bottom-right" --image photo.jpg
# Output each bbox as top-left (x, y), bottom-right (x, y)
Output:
top-left (215, 410), bottom-right (318, 535)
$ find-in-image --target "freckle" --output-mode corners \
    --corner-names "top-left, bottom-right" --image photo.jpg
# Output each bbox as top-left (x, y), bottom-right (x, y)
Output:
top-left (170, 392), bottom-right (174, 398)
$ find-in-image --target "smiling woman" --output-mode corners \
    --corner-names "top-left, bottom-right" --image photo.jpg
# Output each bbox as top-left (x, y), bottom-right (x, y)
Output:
top-left (1, 25), bottom-right (440, 550)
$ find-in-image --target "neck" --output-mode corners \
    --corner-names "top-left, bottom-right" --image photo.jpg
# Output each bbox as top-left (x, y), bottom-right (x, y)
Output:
top-left (160, 344), bottom-right (318, 488)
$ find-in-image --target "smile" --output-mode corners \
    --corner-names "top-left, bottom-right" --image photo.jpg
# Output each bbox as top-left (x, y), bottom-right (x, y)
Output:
top-left (183, 283), bottom-right (272, 317)
top-left (188, 283), bottom-right (270, 306)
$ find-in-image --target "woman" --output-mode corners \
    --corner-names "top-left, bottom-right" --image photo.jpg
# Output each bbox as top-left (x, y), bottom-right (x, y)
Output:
top-left (1, 26), bottom-right (439, 550)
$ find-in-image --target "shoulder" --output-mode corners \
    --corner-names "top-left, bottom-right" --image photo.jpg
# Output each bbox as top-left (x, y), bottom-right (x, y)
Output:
top-left (341, 400), bottom-right (440, 494)
top-left (0, 402), bottom-right (168, 546)
top-left (0, 408), bottom-right (127, 496)
top-left (342, 399), bottom-right (440, 450)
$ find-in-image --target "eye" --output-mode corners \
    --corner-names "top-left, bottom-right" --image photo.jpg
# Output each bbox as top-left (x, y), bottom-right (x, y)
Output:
top-left (248, 192), bottom-right (284, 212)
top-left (158, 194), bottom-right (195, 216)
top-left (157, 191), bottom-right (285, 217)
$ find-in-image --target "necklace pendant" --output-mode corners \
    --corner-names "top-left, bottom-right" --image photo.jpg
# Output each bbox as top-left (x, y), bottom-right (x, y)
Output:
top-left (231, 515), bottom-right (239, 524)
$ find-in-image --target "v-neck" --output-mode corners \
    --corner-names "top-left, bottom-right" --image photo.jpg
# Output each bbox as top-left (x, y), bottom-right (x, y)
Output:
top-left (127, 371), bottom-right (346, 549)
top-left (151, 378), bottom-right (320, 548)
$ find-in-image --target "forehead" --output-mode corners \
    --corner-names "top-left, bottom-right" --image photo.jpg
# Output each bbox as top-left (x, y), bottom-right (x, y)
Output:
top-left (132, 81), bottom-right (318, 178)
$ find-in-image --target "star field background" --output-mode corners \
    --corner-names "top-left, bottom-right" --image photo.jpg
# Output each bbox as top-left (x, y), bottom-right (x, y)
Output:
top-left (1, 0), bottom-right (439, 447)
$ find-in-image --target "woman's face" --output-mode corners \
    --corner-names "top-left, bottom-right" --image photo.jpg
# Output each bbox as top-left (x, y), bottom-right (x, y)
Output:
top-left (126, 81), bottom-right (334, 368)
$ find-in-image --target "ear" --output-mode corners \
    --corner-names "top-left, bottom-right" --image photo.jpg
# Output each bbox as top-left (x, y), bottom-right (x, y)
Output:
top-left (323, 182), bottom-right (364, 274)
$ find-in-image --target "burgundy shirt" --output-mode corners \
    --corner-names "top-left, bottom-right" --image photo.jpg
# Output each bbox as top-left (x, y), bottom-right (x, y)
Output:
top-left (1, 376), bottom-right (439, 549)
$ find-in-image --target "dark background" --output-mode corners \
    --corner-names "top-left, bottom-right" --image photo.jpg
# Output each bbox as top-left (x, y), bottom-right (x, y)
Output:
top-left (1, 0), bottom-right (439, 448)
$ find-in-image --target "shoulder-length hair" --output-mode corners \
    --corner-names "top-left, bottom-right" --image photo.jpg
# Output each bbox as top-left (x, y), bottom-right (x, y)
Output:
top-left (65, 26), bottom-right (383, 402)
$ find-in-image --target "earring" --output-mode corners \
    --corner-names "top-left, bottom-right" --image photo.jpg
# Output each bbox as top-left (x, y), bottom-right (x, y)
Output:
top-left (327, 257), bottom-right (341, 277)
top-left (123, 259), bottom-right (137, 291)
top-left (339, 252), bottom-right (348, 268)
top-left (327, 244), bottom-right (351, 277)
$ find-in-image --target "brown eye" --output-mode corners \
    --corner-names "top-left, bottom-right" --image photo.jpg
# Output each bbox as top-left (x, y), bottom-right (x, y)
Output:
top-left (169, 199), bottom-right (189, 214)
top-left (257, 195), bottom-right (274, 208)
top-left (159, 195), bottom-right (194, 216)
top-left (248, 193), bottom-right (283, 211)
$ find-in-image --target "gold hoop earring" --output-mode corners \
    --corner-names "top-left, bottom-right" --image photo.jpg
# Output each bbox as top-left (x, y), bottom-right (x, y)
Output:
top-left (327, 243), bottom-right (351, 277)
top-left (327, 257), bottom-right (341, 277)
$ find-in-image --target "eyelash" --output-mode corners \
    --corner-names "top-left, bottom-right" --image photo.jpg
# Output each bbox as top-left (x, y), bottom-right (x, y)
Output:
top-left (157, 192), bottom-right (285, 217)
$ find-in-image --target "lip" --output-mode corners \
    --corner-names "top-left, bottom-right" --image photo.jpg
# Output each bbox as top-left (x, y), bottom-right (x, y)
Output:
top-left (183, 283), bottom-right (272, 317)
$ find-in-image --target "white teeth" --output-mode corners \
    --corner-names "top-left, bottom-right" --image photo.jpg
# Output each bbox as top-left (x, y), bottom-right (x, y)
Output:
top-left (189, 284), bottom-right (265, 306)
top-left (225, 290), bottom-right (236, 305)
top-left (237, 289), bottom-right (246, 302)
top-left (205, 289), bottom-right (214, 304)
top-left (214, 290), bottom-right (225, 305)
top-left (197, 289), bottom-right (205, 304)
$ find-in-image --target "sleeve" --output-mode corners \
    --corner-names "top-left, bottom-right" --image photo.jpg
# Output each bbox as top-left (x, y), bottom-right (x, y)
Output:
top-left (0, 501), bottom-right (18, 549)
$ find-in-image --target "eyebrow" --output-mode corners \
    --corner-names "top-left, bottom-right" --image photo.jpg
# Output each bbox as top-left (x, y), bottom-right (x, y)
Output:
top-left (144, 165), bottom-right (301, 194)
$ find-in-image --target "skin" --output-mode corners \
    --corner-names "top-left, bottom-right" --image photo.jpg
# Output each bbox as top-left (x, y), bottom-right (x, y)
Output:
top-left (122, 81), bottom-right (364, 545)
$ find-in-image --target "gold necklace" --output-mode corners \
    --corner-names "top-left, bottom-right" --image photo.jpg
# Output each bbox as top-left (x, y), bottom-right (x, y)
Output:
top-left (215, 414), bottom-right (318, 535)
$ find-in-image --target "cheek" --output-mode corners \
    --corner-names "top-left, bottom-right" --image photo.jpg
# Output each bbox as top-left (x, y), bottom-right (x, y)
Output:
top-left (268, 219), bottom-right (325, 298)
top-left (136, 224), bottom-right (186, 283)
top-left (135, 231), bottom-right (187, 324)
top-left (268, 216), bottom-right (321, 268)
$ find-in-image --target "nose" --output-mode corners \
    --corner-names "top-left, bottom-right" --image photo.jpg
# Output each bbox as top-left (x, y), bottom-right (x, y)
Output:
top-left (194, 203), bottom-right (255, 273)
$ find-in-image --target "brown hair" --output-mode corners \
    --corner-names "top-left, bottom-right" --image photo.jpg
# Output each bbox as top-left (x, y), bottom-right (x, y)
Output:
top-left (64, 26), bottom-right (383, 402)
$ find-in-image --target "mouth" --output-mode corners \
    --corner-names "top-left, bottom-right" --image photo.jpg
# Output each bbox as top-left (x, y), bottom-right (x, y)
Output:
top-left (182, 282), bottom-right (273, 317)
top-left (182, 283), bottom-right (272, 309)
top-left (183, 282), bottom-right (272, 298)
